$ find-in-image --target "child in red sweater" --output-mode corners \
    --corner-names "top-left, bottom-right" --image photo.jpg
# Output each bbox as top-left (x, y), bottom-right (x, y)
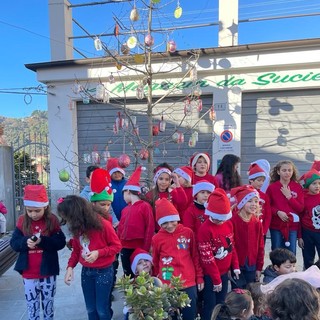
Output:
top-left (58, 195), bottom-right (121, 320)
top-left (299, 169), bottom-right (320, 269)
top-left (198, 188), bottom-right (240, 320)
top-left (152, 198), bottom-right (204, 320)
top-left (266, 160), bottom-right (304, 255)
top-left (183, 180), bottom-right (215, 238)
top-left (118, 166), bottom-right (155, 278)
top-left (248, 163), bottom-right (272, 243)
top-left (230, 185), bottom-right (264, 288)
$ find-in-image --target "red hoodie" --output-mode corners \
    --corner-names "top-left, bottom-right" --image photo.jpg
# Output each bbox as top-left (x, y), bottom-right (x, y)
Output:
top-left (301, 190), bottom-right (320, 232)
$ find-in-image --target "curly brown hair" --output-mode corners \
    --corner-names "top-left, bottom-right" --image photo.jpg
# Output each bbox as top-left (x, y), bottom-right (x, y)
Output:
top-left (269, 160), bottom-right (299, 183)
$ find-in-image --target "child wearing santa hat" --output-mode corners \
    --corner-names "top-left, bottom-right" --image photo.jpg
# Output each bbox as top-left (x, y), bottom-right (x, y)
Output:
top-left (248, 163), bottom-right (272, 243)
top-left (152, 198), bottom-right (204, 320)
top-left (172, 165), bottom-right (194, 207)
top-left (230, 185), bottom-right (265, 288)
top-left (106, 157), bottom-right (128, 221)
top-left (266, 160), bottom-right (304, 255)
top-left (117, 166), bottom-right (155, 278)
top-left (145, 163), bottom-right (188, 224)
top-left (298, 169), bottom-right (320, 269)
top-left (183, 180), bottom-right (215, 238)
top-left (190, 152), bottom-right (218, 187)
top-left (197, 188), bottom-right (240, 320)
top-left (10, 184), bottom-right (66, 320)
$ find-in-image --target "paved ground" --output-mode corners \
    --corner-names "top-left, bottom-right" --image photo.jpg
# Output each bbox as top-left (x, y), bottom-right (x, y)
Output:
top-left (0, 235), bottom-right (304, 320)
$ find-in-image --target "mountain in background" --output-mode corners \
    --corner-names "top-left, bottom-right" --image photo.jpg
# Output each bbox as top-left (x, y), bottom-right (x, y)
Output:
top-left (0, 110), bottom-right (48, 150)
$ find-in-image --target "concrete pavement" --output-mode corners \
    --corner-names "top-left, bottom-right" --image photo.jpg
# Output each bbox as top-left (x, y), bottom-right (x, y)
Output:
top-left (0, 236), bottom-right (304, 320)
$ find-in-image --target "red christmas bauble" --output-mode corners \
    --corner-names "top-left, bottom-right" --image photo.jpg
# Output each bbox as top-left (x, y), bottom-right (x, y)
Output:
top-left (152, 125), bottom-right (159, 136)
top-left (139, 148), bottom-right (149, 160)
top-left (118, 154), bottom-right (131, 168)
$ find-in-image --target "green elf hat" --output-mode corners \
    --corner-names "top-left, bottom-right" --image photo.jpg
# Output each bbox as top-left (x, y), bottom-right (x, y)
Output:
top-left (300, 169), bottom-right (320, 189)
top-left (90, 189), bottom-right (114, 202)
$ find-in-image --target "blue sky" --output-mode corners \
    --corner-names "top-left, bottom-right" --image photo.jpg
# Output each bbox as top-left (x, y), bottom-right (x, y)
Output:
top-left (0, 0), bottom-right (320, 118)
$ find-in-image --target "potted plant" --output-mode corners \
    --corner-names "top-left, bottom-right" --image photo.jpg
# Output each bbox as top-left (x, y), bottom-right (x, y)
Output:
top-left (116, 271), bottom-right (191, 320)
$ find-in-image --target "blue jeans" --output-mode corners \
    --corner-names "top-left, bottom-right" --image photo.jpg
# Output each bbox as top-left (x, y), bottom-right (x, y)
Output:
top-left (202, 273), bottom-right (228, 320)
top-left (302, 228), bottom-right (320, 269)
top-left (270, 229), bottom-right (297, 255)
top-left (81, 265), bottom-right (114, 320)
top-left (180, 286), bottom-right (197, 320)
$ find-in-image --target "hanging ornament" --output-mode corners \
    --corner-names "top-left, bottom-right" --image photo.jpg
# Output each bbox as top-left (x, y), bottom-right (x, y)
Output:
top-left (127, 36), bottom-right (137, 49)
top-left (102, 150), bottom-right (110, 162)
top-left (96, 83), bottom-right (106, 101)
top-left (118, 154), bottom-right (131, 168)
top-left (167, 40), bottom-right (177, 53)
top-left (103, 91), bottom-right (110, 103)
top-left (130, 116), bottom-right (137, 126)
top-left (130, 7), bottom-right (139, 21)
top-left (154, 147), bottom-right (161, 155)
top-left (116, 63), bottom-right (123, 70)
top-left (94, 37), bottom-right (103, 51)
top-left (113, 123), bottom-right (119, 134)
top-left (134, 54), bottom-right (144, 64)
top-left (209, 106), bottom-right (216, 121)
top-left (121, 43), bottom-right (130, 54)
top-left (177, 132), bottom-right (184, 144)
top-left (188, 135), bottom-right (196, 148)
top-left (144, 34), bottom-right (154, 47)
top-left (83, 153), bottom-right (91, 163)
top-left (114, 23), bottom-right (119, 37)
top-left (136, 85), bottom-right (145, 100)
top-left (193, 85), bottom-right (202, 97)
top-left (152, 125), bottom-right (159, 136)
top-left (196, 98), bottom-right (203, 112)
top-left (123, 118), bottom-right (129, 129)
top-left (116, 112), bottom-right (124, 130)
top-left (172, 132), bottom-right (179, 143)
top-left (184, 98), bottom-right (192, 116)
top-left (92, 151), bottom-right (100, 165)
top-left (139, 148), bottom-right (149, 160)
top-left (133, 126), bottom-right (139, 136)
top-left (159, 115), bottom-right (166, 132)
top-left (174, 1), bottom-right (183, 19)
top-left (193, 131), bottom-right (199, 142)
top-left (59, 169), bottom-right (70, 182)
top-left (190, 68), bottom-right (198, 82)
top-left (109, 73), bottom-right (115, 83)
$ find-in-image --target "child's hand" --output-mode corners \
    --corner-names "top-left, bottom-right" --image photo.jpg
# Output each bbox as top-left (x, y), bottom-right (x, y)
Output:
top-left (85, 250), bottom-right (99, 263)
top-left (213, 283), bottom-right (222, 292)
top-left (197, 282), bottom-right (204, 291)
top-left (27, 237), bottom-right (41, 249)
top-left (255, 270), bottom-right (261, 282)
top-left (280, 185), bottom-right (292, 199)
top-left (65, 267), bottom-right (74, 286)
top-left (277, 210), bottom-right (289, 222)
top-left (233, 269), bottom-right (241, 279)
top-left (298, 238), bottom-right (304, 249)
top-left (171, 173), bottom-right (180, 188)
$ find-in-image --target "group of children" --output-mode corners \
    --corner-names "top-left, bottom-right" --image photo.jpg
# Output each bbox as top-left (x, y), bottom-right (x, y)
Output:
top-left (8, 152), bottom-right (320, 320)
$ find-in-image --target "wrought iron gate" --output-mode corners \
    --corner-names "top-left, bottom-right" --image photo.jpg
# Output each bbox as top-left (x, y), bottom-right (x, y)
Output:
top-left (12, 133), bottom-right (50, 222)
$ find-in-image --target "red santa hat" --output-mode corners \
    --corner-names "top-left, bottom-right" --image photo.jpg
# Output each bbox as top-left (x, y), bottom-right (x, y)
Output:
top-left (130, 248), bottom-right (153, 274)
top-left (204, 188), bottom-right (232, 221)
top-left (123, 166), bottom-right (142, 193)
top-left (193, 180), bottom-right (215, 197)
top-left (299, 169), bottom-right (320, 189)
top-left (230, 185), bottom-right (259, 210)
top-left (311, 160), bottom-right (320, 172)
top-left (106, 157), bottom-right (125, 176)
top-left (189, 152), bottom-right (211, 171)
top-left (173, 166), bottom-right (193, 183)
top-left (280, 215), bottom-right (294, 247)
top-left (23, 185), bottom-right (49, 207)
top-left (155, 198), bottom-right (180, 226)
top-left (153, 167), bottom-right (172, 184)
top-left (90, 168), bottom-right (113, 195)
top-left (247, 163), bottom-right (266, 180)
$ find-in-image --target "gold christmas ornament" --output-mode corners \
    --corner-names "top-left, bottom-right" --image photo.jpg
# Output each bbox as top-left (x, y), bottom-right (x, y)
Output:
top-left (130, 8), bottom-right (139, 21)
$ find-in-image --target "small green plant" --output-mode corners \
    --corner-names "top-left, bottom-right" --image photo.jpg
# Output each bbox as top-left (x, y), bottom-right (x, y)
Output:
top-left (116, 271), bottom-right (191, 320)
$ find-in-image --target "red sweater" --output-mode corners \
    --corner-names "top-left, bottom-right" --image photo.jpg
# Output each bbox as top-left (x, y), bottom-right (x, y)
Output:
top-left (151, 224), bottom-right (203, 288)
top-left (301, 191), bottom-right (320, 232)
top-left (0, 202), bottom-right (7, 214)
top-left (117, 200), bottom-right (155, 251)
top-left (193, 173), bottom-right (218, 188)
top-left (198, 219), bottom-right (239, 285)
top-left (67, 218), bottom-right (121, 269)
top-left (182, 202), bottom-right (208, 239)
top-left (266, 180), bottom-right (304, 232)
top-left (258, 190), bottom-right (272, 235)
top-left (231, 213), bottom-right (264, 271)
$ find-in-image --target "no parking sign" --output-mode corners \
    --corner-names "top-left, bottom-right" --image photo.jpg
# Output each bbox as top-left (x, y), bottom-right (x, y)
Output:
top-left (219, 129), bottom-right (234, 151)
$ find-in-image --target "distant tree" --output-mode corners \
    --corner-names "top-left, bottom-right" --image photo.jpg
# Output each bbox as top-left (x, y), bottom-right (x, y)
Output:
top-left (14, 151), bottom-right (40, 200)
